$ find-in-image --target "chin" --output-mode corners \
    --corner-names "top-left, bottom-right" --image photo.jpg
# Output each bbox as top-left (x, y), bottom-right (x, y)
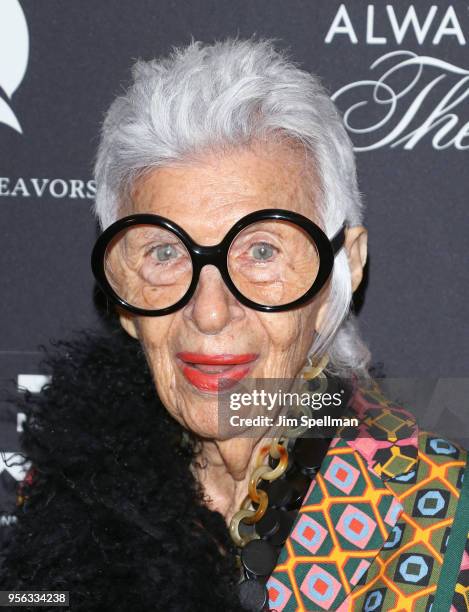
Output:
top-left (186, 418), bottom-right (220, 440)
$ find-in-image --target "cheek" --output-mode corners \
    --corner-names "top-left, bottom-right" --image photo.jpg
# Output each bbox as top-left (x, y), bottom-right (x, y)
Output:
top-left (137, 317), bottom-right (172, 354)
top-left (135, 317), bottom-right (177, 390)
top-left (259, 304), bottom-right (319, 353)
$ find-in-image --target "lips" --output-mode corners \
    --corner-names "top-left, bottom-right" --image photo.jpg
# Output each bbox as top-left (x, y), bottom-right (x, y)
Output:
top-left (176, 352), bottom-right (258, 392)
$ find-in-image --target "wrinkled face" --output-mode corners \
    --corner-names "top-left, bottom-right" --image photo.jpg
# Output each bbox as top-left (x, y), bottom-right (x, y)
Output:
top-left (119, 141), bottom-right (331, 439)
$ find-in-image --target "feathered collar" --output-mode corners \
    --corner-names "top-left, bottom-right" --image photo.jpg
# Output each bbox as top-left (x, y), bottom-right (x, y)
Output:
top-left (2, 325), bottom-right (244, 611)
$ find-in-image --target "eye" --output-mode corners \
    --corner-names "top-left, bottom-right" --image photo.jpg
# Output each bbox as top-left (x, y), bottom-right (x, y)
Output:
top-left (250, 242), bottom-right (276, 261)
top-left (151, 243), bottom-right (179, 262)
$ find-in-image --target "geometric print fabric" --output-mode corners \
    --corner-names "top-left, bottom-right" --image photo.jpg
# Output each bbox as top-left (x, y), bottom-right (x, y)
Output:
top-left (266, 381), bottom-right (469, 611)
top-left (267, 437), bottom-right (401, 610)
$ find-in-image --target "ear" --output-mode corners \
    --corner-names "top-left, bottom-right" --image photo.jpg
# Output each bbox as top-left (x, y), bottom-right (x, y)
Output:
top-left (118, 309), bottom-right (139, 340)
top-left (344, 225), bottom-right (368, 292)
top-left (313, 225), bottom-right (368, 335)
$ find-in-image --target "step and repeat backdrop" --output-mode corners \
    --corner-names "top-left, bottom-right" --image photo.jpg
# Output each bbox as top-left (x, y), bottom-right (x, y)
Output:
top-left (1, 1), bottom-right (468, 553)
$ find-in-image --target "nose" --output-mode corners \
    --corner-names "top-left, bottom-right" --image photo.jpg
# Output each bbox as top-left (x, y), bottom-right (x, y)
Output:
top-left (183, 265), bottom-right (243, 334)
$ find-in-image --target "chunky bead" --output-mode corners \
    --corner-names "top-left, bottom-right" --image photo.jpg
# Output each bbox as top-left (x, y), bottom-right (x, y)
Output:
top-left (237, 578), bottom-right (269, 611)
top-left (241, 539), bottom-right (278, 577)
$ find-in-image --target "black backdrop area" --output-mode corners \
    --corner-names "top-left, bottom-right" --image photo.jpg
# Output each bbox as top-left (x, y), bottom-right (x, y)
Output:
top-left (1, 0), bottom-right (468, 550)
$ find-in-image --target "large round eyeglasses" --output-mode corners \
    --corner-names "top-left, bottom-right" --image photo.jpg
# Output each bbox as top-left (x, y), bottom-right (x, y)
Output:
top-left (91, 209), bottom-right (347, 316)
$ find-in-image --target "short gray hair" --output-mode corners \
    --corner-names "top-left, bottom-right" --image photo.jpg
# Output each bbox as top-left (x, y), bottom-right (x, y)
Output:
top-left (93, 37), bottom-right (372, 379)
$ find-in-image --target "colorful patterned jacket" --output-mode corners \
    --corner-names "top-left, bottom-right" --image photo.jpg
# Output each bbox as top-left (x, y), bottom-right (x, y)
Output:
top-left (266, 379), bottom-right (469, 611)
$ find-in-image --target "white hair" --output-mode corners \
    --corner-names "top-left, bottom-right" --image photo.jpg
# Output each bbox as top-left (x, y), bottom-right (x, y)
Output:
top-left (93, 36), bottom-right (372, 379)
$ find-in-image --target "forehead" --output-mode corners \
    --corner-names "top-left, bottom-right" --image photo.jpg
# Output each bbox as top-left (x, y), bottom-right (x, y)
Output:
top-left (130, 141), bottom-right (318, 242)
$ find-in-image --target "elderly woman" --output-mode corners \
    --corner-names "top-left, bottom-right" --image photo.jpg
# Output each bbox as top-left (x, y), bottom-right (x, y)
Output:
top-left (2, 38), bottom-right (468, 612)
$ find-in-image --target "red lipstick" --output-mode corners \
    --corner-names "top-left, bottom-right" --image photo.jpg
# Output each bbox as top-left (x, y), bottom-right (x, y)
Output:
top-left (176, 352), bottom-right (258, 392)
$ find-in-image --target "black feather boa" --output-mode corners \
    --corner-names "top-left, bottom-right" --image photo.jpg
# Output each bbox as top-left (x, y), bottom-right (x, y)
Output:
top-left (0, 323), bottom-right (245, 611)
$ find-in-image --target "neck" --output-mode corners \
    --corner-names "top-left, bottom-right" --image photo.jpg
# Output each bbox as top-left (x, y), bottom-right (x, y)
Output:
top-left (191, 433), bottom-right (274, 527)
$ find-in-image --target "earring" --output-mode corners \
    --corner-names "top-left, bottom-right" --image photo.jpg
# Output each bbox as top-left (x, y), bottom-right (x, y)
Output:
top-left (284, 353), bottom-right (330, 440)
top-left (303, 353), bottom-right (329, 380)
top-left (302, 353), bottom-right (329, 394)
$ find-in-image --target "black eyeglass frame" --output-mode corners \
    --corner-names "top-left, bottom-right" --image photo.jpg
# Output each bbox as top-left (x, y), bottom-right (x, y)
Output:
top-left (91, 208), bottom-right (347, 316)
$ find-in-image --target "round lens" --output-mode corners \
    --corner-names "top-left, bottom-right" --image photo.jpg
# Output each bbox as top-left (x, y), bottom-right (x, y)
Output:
top-left (103, 224), bottom-right (193, 311)
top-left (227, 219), bottom-right (320, 307)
